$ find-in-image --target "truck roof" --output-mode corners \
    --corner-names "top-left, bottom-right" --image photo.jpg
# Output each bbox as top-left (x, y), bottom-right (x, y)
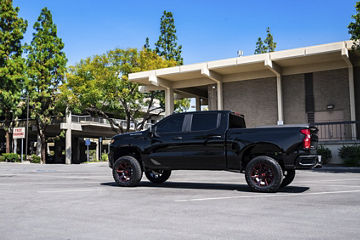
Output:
top-left (171, 110), bottom-right (240, 116)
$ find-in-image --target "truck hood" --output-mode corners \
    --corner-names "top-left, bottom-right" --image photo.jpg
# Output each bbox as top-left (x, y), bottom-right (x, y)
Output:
top-left (112, 130), bottom-right (147, 141)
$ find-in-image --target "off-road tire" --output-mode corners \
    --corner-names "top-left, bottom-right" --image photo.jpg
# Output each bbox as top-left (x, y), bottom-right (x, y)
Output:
top-left (112, 156), bottom-right (142, 187)
top-left (245, 155), bottom-right (283, 193)
top-left (145, 170), bottom-right (171, 184)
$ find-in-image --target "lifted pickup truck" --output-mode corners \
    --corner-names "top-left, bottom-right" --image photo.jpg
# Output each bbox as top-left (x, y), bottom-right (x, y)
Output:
top-left (109, 111), bottom-right (321, 192)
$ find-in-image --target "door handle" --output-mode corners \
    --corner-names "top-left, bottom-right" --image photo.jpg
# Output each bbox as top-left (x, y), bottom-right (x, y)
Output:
top-left (172, 136), bottom-right (183, 140)
top-left (207, 135), bottom-right (222, 139)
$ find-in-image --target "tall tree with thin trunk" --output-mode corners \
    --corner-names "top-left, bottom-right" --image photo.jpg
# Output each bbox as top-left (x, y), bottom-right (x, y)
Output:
top-left (26, 7), bottom-right (67, 163)
top-left (264, 27), bottom-right (277, 52)
top-left (254, 37), bottom-right (266, 54)
top-left (154, 11), bottom-right (189, 110)
top-left (155, 11), bottom-right (183, 65)
top-left (0, 0), bottom-right (27, 153)
top-left (254, 27), bottom-right (277, 54)
top-left (144, 37), bottom-right (151, 51)
top-left (348, 2), bottom-right (360, 50)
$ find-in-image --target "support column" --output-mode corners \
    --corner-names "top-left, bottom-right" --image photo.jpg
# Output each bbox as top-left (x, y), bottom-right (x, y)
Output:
top-left (95, 139), bottom-right (99, 161)
top-left (149, 73), bottom-right (174, 116)
top-left (201, 67), bottom-right (223, 110)
top-left (276, 75), bottom-right (284, 125)
top-left (165, 87), bottom-right (174, 116)
top-left (217, 82), bottom-right (223, 110)
top-left (342, 45), bottom-right (357, 139)
top-left (195, 97), bottom-right (201, 111)
top-left (265, 54), bottom-right (283, 125)
top-left (65, 109), bottom-right (72, 164)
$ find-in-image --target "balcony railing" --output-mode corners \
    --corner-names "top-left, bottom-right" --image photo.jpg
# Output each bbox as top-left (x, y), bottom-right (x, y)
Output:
top-left (71, 115), bottom-right (152, 130)
top-left (314, 121), bottom-right (359, 141)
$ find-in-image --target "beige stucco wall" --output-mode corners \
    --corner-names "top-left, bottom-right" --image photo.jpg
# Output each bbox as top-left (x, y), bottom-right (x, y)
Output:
top-left (222, 77), bottom-right (277, 127)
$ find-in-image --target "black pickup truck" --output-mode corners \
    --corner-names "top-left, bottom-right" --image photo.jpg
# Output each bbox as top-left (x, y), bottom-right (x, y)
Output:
top-left (109, 111), bottom-right (321, 192)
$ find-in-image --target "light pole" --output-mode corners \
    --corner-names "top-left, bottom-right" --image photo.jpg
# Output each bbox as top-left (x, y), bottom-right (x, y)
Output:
top-left (25, 92), bottom-right (29, 161)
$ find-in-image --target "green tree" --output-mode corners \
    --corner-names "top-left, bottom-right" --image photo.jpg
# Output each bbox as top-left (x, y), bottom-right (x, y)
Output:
top-left (155, 11), bottom-right (183, 65)
top-left (348, 2), bottom-right (360, 50)
top-left (144, 37), bottom-right (151, 51)
top-left (26, 8), bottom-right (67, 163)
top-left (0, 0), bottom-right (27, 153)
top-left (254, 37), bottom-right (266, 54)
top-left (254, 27), bottom-right (277, 54)
top-left (264, 27), bottom-right (277, 52)
top-left (63, 48), bottom-right (189, 133)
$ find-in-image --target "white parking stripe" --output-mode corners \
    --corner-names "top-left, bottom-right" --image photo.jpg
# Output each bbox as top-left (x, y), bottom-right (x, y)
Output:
top-left (325, 184), bottom-right (360, 187)
top-left (298, 178), bottom-right (360, 183)
top-left (38, 188), bottom-right (101, 193)
top-left (0, 181), bottom-right (103, 186)
top-left (175, 189), bottom-right (360, 202)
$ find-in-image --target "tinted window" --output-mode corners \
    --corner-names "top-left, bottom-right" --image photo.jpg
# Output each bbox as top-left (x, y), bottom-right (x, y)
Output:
top-left (191, 113), bottom-right (218, 131)
top-left (156, 114), bottom-right (184, 133)
top-left (229, 114), bottom-right (246, 128)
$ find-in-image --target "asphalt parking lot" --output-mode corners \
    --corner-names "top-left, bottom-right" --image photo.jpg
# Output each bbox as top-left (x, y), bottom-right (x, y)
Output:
top-left (1, 163), bottom-right (360, 240)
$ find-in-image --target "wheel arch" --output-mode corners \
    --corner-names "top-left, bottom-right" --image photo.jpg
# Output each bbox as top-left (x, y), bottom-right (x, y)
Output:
top-left (114, 146), bottom-right (143, 170)
top-left (240, 142), bottom-right (284, 170)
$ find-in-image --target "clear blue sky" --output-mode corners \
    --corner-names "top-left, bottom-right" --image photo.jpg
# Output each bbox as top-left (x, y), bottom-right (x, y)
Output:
top-left (14, 0), bottom-right (357, 66)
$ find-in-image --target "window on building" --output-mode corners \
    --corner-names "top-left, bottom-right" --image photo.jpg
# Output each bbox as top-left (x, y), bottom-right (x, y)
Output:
top-left (191, 113), bottom-right (218, 131)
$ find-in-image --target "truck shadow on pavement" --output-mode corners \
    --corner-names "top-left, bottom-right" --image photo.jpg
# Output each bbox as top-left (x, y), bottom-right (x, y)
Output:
top-left (100, 181), bottom-right (309, 193)
top-left (312, 167), bottom-right (360, 174)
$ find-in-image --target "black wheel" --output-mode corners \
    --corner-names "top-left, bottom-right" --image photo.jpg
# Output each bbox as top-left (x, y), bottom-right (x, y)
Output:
top-left (112, 156), bottom-right (142, 187)
top-left (281, 169), bottom-right (296, 187)
top-left (245, 156), bottom-right (283, 193)
top-left (145, 169), bottom-right (171, 184)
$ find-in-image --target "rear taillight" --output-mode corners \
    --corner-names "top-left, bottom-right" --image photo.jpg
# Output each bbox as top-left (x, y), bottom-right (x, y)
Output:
top-left (300, 129), bottom-right (311, 149)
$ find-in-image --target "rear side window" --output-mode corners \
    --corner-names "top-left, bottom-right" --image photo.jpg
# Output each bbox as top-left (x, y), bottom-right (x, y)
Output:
top-left (191, 113), bottom-right (218, 131)
top-left (156, 114), bottom-right (184, 133)
top-left (229, 114), bottom-right (245, 128)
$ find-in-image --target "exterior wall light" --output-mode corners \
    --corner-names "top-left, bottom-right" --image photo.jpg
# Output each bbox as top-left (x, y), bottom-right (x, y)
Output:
top-left (327, 104), bottom-right (335, 110)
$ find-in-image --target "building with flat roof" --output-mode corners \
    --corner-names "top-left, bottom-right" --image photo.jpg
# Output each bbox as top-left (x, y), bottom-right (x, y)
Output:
top-left (129, 41), bottom-right (360, 163)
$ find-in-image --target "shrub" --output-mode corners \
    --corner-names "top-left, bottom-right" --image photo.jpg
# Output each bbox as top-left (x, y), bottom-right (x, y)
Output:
top-left (317, 145), bottom-right (332, 165)
top-left (89, 150), bottom-right (97, 162)
top-left (2, 153), bottom-right (20, 162)
top-left (30, 154), bottom-right (41, 163)
top-left (0, 155), bottom-right (5, 162)
top-left (101, 153), bottom-right (108, 162)
top-left (339, 145), bottom-right (360, 166)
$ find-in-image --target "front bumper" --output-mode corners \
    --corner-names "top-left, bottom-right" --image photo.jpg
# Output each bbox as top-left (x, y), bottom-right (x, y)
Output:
top-left (108, 151), bottom-right (114, 169)
top-left (296, 155), bottom-right (322, 169)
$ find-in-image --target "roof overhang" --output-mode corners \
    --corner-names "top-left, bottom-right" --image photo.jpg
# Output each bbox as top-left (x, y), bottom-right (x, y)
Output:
top-left (129, 41), bottom-right (357, 91)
